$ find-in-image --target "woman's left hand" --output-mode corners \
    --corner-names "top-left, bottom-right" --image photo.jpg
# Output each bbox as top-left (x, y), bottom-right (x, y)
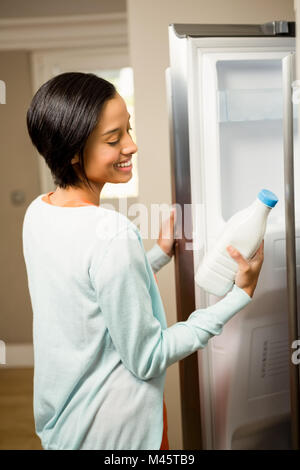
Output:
top-left (157, 208), bottom-right (177, 258)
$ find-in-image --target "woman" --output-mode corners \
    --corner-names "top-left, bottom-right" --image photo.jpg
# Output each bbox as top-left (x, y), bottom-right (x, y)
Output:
top-left (22, 72), bottom-right (264, 450)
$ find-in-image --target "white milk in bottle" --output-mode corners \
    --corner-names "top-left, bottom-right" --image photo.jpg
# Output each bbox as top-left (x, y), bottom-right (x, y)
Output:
top-left (194, 189), bottom-right (278, 297)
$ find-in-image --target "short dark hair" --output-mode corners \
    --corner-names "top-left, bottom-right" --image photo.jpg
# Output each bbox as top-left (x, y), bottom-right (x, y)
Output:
top-left (26, 72), bottom-right (117, 190)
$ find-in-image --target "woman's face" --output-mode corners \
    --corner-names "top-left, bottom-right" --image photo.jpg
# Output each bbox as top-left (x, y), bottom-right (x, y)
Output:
top-left (73, 92), bottom-right (138, 186)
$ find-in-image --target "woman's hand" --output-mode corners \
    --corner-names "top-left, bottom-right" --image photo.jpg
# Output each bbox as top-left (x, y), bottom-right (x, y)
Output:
top-left (226, 240), bottom-right (264, 298)
top-left (157, 208), bottom-right (177, 258)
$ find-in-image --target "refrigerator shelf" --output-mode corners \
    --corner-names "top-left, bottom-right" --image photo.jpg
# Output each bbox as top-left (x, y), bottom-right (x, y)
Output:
top-left (218, 88), bottom-right (298, 122)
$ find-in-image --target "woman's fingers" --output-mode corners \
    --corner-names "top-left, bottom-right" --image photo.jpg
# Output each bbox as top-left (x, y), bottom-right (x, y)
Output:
top-left (170, 207), bottom-right (176, 225)
top-left (255, 239), bottom-right (264, 257)
top-left (226, 245), bottom-right (250, 271)
top-left (227, 239), bottom-right (264, 263)
top-left (249, 239), bottom-right (264, 262)
top-left (226, 240), bottom-right (265, 297)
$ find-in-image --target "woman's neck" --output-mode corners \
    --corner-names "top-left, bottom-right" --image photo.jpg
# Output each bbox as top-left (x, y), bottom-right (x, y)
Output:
top-left (50, 185), bottom-right (102, 207)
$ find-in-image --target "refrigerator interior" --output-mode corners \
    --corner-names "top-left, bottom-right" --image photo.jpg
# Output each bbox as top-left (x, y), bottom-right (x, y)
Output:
top-left (217, 58), bottom-right (299, 222)
top-left (196, 53), bottom-right (299, 449)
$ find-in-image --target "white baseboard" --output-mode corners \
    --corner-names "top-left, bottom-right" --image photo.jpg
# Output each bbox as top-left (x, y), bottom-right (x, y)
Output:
top-left (0, 343), bottom-right (34, 368)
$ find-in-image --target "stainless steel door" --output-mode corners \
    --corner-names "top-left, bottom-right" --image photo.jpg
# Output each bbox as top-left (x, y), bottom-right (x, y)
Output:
top-left (167, 23), bottom-right (299, 450)
top-left (282, 52), bottom-right (300, 449)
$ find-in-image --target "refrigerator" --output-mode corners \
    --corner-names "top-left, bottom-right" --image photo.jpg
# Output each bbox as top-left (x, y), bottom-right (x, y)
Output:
top-left (166, 21), bottom-right (300, 450)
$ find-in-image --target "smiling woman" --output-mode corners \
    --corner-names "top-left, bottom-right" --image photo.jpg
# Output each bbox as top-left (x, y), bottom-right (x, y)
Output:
top-left (87, 67), bottom-right (138, 200)
top-left (22, 70), bottom-right (253, 451)
top-left (26, 72), bottom-right (138, 207)
top-left (23, 71), bottom-right (175, 450)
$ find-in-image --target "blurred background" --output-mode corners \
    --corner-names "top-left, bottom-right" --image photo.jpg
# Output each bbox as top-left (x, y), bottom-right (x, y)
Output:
top-left (0, 0), bottom-right (295, 450)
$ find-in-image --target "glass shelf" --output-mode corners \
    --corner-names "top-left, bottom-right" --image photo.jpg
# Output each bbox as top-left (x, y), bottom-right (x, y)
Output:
top-left (218, 88), bottom-right (298, 122)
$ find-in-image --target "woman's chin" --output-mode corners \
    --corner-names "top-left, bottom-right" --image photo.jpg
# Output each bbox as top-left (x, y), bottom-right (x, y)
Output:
top-left (114, 170), bottom-right (133, 180)
top-left (113, 166), bottom-right (133, 175)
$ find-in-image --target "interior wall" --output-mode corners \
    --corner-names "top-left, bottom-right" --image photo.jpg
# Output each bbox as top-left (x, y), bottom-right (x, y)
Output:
top-left (0, 4), bottom-right (126, 353)
top-left (0, 1), bottom-right (127, 342)
top-left (126, 0), bottom-right (295, 450)
top-left (0, 50), bottom-right (39, 343)
top-left (0, 0), bottom-right (126, 18)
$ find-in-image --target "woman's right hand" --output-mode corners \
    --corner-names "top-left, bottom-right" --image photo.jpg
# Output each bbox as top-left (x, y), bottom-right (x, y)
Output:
top-left (226, 240), bottom-right (264, 298)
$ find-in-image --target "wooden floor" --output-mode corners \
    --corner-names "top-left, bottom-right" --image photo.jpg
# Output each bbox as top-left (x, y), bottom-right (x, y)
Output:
top-left (0, 367), bottom-right (43, 450)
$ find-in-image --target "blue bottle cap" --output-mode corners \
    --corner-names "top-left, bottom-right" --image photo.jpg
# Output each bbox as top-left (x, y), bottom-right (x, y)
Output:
top-left (257, 189), bottom-right (278, 208)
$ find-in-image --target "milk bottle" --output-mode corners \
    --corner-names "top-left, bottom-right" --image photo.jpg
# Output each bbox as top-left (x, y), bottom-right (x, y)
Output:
top-left (194, 189), bottom-right (278, 297)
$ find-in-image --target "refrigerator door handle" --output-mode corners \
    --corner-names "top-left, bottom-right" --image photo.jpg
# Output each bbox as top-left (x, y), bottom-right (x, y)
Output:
top-left (261, 21), bottom-right (289, 35)
top-left (282, 52), bottom-right (300, 450)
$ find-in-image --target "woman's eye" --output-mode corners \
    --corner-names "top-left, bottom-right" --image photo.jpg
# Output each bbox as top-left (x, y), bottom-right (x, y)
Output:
top-left (107, 128), bottom-right (132, 146)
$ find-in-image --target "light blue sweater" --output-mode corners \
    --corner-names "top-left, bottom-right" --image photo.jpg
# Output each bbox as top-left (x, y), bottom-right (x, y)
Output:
top-left (22, 194), bottom-right (252, 450)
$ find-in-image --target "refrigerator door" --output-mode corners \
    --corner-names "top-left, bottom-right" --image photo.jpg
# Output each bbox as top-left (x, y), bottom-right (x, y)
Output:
top-left (185, 37), bottom-right (298, 449)
top-left (282, 53), bottom-right (300, 449)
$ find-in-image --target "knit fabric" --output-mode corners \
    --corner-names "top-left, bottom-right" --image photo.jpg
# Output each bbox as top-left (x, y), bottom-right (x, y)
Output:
top-left (22, 192), bottom-right (252, 450)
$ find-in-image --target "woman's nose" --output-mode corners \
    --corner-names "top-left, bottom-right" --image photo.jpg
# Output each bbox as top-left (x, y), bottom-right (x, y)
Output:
top-left (122, 138), bottom-right (138, 155)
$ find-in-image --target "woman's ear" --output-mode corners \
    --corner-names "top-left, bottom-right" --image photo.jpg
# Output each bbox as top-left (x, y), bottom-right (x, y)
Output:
top-left (71, 154), bottom-right (79, 165)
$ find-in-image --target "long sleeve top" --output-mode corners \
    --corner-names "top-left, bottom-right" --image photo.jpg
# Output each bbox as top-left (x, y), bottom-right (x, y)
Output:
top-left (22, 192), bottom-right (252, 450)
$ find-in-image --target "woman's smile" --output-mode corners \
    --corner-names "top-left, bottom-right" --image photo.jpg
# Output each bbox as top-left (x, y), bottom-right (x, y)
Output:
top-left (113, 159), bottom-right (133, 172)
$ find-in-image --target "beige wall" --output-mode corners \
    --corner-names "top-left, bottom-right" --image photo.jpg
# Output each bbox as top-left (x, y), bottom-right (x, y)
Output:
top-left (0, 2), bottom-right (126, 344)
top-left (0, 0), bottom-right (126, 17)
top-left (126, 0), bottom-right (295, 450)
top-left (0, 51), bottom-right (40, 342)
top-left (0, 0), bottom-right (127, 341)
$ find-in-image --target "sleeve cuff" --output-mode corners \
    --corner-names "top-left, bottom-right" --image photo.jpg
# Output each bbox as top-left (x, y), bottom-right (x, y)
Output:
top-left (208, 283), bottom-right (252, 325)
top-left (146, 243), bottom-right (172, 273)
